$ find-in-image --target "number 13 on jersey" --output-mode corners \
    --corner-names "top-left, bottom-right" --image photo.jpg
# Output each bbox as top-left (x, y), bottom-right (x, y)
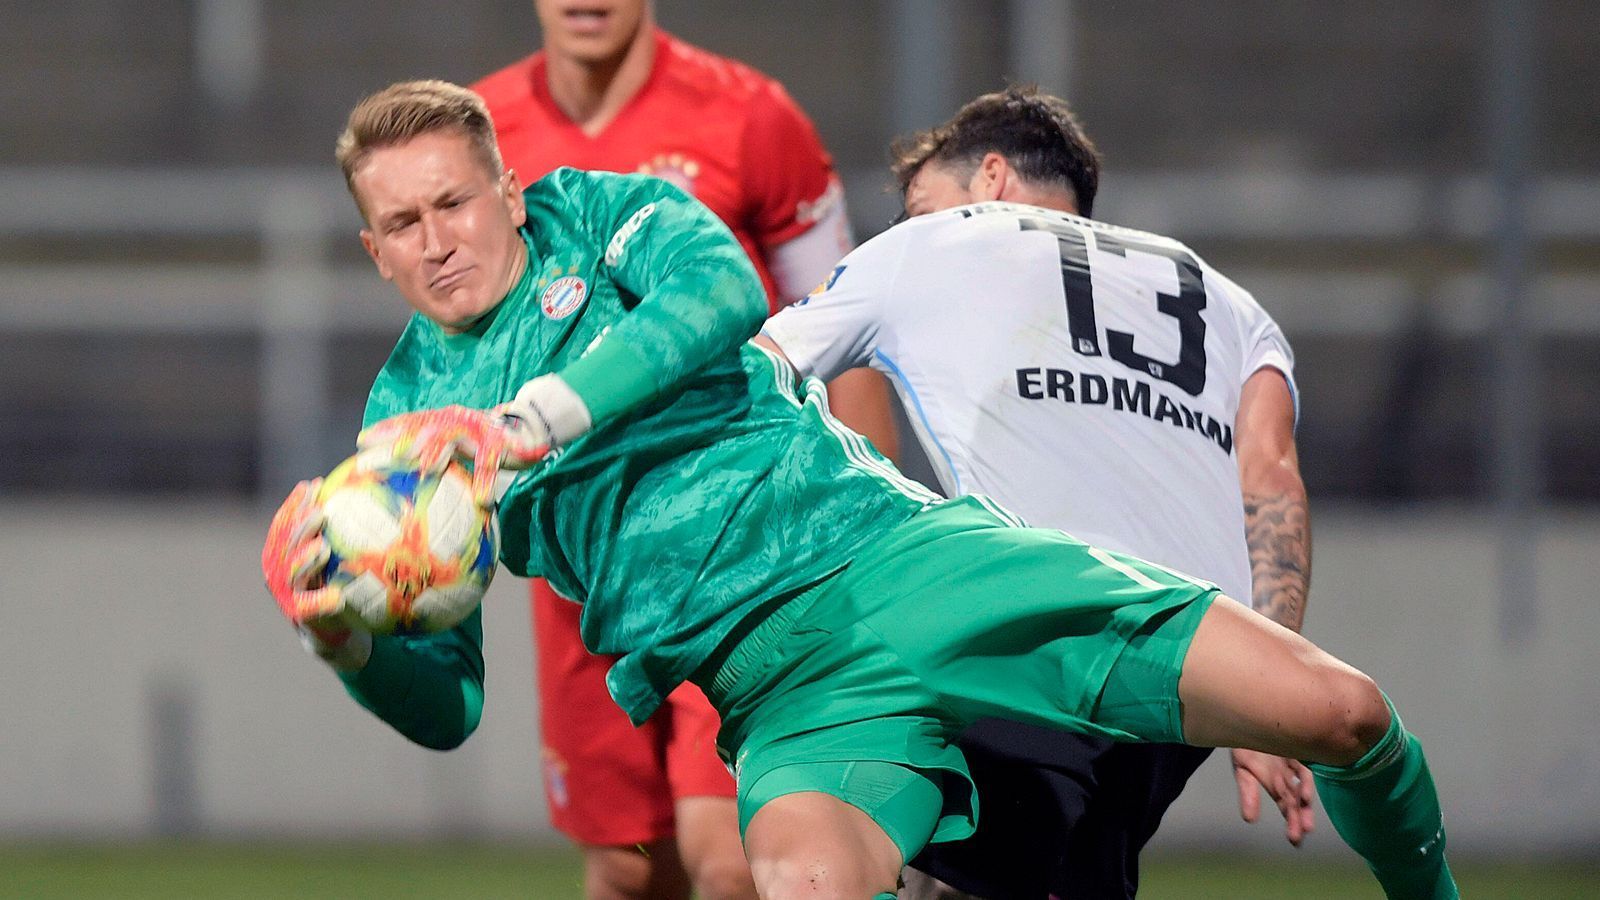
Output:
top-left (1019, 217), bottom-right (1209, 397)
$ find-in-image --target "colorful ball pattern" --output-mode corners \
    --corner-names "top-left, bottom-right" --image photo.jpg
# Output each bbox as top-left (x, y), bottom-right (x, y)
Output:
top-left (314, 449), bottom-right (499, 635)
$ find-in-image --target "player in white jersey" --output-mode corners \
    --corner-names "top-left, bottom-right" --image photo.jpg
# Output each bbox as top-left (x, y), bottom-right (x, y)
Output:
top-left (760, 86), bottom-right (1315, 898)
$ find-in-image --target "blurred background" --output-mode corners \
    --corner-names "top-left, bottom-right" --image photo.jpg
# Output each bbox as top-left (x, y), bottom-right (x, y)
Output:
top-left (2, 1), bottom-right (1597, 896)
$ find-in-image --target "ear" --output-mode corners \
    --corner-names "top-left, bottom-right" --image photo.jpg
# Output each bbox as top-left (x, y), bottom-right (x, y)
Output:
top-left (359, 229), bottom-right (393, 281)
top-left (971, 152), bottom-right (1011, 202)
top-left (502, 169), bottom-right (527, 228)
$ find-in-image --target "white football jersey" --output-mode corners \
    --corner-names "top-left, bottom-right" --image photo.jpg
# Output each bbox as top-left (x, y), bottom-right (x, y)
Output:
top-left (762, 201), bottom-right (1296, 601)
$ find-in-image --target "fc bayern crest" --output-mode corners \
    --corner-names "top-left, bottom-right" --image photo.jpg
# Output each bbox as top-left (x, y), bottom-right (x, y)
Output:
top-left (636, 153), bottom-right (701, 194)
top-left (540, 275), bottom-right (588, 320)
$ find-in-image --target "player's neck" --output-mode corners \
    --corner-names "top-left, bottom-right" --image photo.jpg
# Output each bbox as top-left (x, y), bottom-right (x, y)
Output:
top-left (1006, 188), bottom-right (1080, 217)
top-left (544, 28), bottom-right (657, 138)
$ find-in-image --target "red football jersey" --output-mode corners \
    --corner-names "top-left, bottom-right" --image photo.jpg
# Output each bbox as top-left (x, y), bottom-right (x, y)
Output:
top-left (473, 29), bottom-right (844, 309)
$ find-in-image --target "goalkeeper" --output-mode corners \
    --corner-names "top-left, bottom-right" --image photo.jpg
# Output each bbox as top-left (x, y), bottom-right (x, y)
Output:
top-left (264, 79), bottom-right (1456, 900)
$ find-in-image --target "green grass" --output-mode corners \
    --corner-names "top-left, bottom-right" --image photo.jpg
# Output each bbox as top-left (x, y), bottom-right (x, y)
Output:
top-left (0, 843), bottom-right (583, 900)
top-left (1137, 855), bottom-right (1600, 899)
top-left (1, 842), bottom-right (1596, 898)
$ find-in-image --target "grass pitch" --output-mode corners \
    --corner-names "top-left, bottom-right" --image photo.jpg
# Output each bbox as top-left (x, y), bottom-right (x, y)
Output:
top-left (1, 842), bottom-right (1596, 898)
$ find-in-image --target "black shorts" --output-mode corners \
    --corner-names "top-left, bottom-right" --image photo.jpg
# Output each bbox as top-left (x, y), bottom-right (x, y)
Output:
top-left (908, 718), bottom-right (1212, 899)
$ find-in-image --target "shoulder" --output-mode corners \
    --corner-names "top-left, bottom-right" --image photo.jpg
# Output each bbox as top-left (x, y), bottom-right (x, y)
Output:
top-left (1085, 215), bottom-right (1201, 257)
top-left (656, 31), bottom-right (800, 117)
top-left (532, 166), bottom-right (686, 203)
top-left (519, 168), bottom-right (589, 244)
top-left (822, 218), bottom-right (920, 284)
top-left (888, 204), bottom-right (1010, 248)
top-left (471, 52), bottom-right (541, 115)
top-left (658, 32), bottom-right (768, 97)
top-left (523, 168), bottom-right (695, 238)
top-left (1094, 219), bottom-right (1263, 313)
top-left (1084, 216), bottom-right (1280, 332)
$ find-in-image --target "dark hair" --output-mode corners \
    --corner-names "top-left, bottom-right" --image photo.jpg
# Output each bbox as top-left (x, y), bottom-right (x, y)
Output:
top-left (890, 85), bottom-right (1101, 216)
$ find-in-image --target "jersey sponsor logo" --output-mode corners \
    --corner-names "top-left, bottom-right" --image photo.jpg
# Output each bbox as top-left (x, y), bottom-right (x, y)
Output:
top-left (540, 275), bottom-right (588, 319)
top-left (795, 264), bottom-right (846, 307)
top-left (604, 202), bottom-right (657, 266)
top-left (1015, 366), bottom-right (1235, 455)
top-left (635, 154), bottom-right (700, 195)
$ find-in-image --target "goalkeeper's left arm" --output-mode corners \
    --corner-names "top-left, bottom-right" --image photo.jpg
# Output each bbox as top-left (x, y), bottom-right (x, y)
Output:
top-left (262, 479), bottom-right (486, 751)
top-left (336, 609), bottom-right (485, 751)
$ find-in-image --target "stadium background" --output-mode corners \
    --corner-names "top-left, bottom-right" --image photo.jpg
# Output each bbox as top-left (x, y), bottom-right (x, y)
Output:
top-left (2, 1), bottom-right (1597, 896)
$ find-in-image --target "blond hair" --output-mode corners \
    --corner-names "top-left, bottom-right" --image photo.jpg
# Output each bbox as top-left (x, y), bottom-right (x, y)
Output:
top-left (335, 79), bottom-right (505, 203)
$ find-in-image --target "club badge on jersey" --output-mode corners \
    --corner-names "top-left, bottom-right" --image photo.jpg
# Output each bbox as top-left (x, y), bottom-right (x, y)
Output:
top-left (634, 152), bottom-right (701, 194)
top-left (540, 276), bottom-right (588, 320)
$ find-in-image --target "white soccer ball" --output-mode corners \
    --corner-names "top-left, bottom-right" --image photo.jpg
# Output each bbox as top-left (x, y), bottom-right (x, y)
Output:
top-left (313, 447), bottom-right (499, 635)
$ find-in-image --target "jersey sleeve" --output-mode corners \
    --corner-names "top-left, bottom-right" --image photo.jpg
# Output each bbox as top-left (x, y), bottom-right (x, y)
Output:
top-left (1229, 282), bottom-right (1300, 427)
top-left (739, 81), bottom-right (842, 252)
top-left (765, 191), bottom-right (853, 305)
top-left (336, 607), bottom-right (486, 751)
top-left (758, 226), bottom-right (908, 381)
top-left (549, 170), bottom-right (769, 426)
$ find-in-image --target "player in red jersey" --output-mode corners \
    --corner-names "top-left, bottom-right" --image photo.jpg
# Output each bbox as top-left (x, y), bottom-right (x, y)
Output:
top-left (471, 3), bottom-right (895, 898)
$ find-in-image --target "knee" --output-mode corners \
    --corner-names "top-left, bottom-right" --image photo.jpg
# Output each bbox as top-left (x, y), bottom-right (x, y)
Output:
top-left (749, 855), bottom-right (842, 900)
top-left (743, 788), bottom-right (905, 899)
top-left (749, 850), bottom-right (896, 900)
top-left (1309, 669), bottom-right (1389, 766)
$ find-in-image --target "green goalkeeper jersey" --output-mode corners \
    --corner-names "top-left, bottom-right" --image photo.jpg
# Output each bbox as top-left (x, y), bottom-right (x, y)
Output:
top-left (339, 168), bottom-right (933, 743)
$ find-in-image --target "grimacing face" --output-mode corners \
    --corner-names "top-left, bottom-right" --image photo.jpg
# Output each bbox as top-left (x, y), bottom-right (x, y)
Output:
top-left (354, 129), bottom-right (528, 333)
top-left (534, 0), bottom-right (650, 66)
top-left (903, 161), bottom-right (979, 219)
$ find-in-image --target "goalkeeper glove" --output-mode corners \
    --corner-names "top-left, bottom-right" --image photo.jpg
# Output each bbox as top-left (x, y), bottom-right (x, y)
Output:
top-left (260, 478), bottom-right (371, 671)
top-left (356, 374), bottom-right (592, 504)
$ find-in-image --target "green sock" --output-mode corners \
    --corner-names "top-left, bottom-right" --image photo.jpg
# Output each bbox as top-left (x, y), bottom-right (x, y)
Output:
top-left (1309, 694), bottom-right (1458, 900)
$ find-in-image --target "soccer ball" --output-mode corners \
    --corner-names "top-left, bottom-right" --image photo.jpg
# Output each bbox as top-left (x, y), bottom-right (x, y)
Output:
top-left (313, 448), bottom-right (499, 635)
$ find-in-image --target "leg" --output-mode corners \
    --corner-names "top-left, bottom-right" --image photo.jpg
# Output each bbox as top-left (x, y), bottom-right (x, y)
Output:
top-left (1177, 595), bottom-right (1387, 763)
top-left (744, 791), bottom-right (904, 900)
top-left (580, 840), bottom-right (691, 900)
top-left (736, 755), bottom-right (947, 900)
top-left (675, 796), bottom-right (757, 900)
top-left (1177, 596), bottom-right (1456, 900)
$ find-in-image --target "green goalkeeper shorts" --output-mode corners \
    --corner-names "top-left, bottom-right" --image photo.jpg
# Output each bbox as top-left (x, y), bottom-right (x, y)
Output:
top-left (691, 495), bottom-right (1221, 864)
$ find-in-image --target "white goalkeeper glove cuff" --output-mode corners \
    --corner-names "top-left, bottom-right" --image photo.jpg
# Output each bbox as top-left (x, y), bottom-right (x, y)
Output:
top-left (507, 374), bottom-right (593, 448)
top-left (489, 375), bottom-right (593, 503)
top-left (298, 625), bottom-right (373, 673)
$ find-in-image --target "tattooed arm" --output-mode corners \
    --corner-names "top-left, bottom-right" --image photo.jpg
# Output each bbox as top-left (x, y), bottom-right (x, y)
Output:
top-left (1236, 367), bottom-right (1311, 632)
top-left (1231, 365), bottom-right (1317, 845)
